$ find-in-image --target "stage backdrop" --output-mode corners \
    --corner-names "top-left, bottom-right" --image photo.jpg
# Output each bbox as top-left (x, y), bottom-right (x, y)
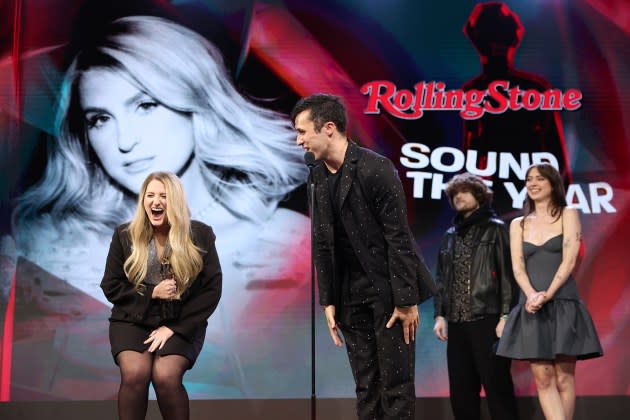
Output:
top-left (1, 0), bottom-right (628, 401)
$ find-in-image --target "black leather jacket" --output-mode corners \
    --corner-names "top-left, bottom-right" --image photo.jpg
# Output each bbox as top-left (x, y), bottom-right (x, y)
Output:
top-left (434, 215), bottom-right (517, 319)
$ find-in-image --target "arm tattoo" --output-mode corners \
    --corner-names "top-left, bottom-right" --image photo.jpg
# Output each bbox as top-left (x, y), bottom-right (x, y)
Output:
top-left (563, 231), bottom-right (582, 248)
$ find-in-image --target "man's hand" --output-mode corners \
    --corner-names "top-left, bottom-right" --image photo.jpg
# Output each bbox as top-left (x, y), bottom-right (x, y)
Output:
top-left (386, 305), bottom-right (419, 345)
top-left (433, 316), bottom-right (447, 341)
top-left (496, 318), bottom-right (506, 338)
top-left (324, 305), bottom-right (343, 347)
top-left (144, 326), bottom-right (174, 352)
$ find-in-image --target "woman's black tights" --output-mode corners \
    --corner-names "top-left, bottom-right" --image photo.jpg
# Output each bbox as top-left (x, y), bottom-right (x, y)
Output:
top-left (116, 350), bottom-right (190, 420)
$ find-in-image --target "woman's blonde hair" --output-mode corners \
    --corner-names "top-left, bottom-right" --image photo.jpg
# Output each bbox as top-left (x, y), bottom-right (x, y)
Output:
top-left (124, 172), bottom-right (203, 295)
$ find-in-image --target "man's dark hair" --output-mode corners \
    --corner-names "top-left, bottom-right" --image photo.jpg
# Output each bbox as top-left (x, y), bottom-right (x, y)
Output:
top-left (445, 172), bottom-right (493, 208)
top-left (291, 93), bottom-right (347, 133)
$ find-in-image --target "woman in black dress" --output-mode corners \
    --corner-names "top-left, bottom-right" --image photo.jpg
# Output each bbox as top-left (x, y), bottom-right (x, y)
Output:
top-left (497, 163), bottom-right (602, 420)
top-left (101, 171), bottom-right (222, 420)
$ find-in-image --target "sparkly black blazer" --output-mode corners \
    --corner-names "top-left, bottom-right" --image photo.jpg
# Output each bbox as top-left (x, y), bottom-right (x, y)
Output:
top-left (311, 140), bottom-right (435, 311)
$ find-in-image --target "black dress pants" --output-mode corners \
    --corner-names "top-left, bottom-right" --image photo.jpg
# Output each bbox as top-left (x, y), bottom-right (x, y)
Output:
top-left (447, 316), bottom-right (519, 420)
top-left (338, 299), bottom-right (416, 420)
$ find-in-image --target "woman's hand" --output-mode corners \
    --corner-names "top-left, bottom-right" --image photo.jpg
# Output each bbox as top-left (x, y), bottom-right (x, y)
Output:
top-left (152, 278), bottom-right (177, 299)
top-left (144, 326), bottom-right (174, 352)
top-left (525, 291), bottom-right (546, 313)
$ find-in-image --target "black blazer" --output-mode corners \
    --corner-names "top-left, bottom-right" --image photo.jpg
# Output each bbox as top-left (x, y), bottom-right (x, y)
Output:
top-left (312, 141), bottom-right (435, 312)
top-left (100, 220), bottom-right (222, 341)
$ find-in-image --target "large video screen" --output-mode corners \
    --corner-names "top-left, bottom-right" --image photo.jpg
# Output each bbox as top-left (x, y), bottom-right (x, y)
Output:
top-left (1, 0), bottom-right (628, 400)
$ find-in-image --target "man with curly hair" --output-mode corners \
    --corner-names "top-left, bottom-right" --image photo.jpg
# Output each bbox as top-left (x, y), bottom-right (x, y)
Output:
top-left (433, 172), bottom-right (519, 420)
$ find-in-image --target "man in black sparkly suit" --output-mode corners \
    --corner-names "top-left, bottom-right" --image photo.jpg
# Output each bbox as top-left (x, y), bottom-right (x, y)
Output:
top-left (433, 173), bottom-right (519, 420)
top-left (292, 93), bottom-right (435, 419)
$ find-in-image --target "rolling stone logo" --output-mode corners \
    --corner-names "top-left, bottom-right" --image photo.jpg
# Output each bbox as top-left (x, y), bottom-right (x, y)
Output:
top-left (360, 80), bottom-right (583, 120)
